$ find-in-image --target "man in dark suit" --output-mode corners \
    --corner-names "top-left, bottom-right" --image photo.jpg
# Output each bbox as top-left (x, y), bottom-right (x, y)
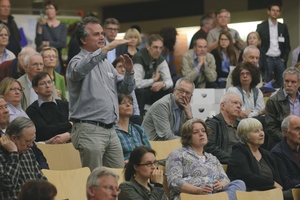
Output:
top-left (256, 3), bottom-right (291, 88)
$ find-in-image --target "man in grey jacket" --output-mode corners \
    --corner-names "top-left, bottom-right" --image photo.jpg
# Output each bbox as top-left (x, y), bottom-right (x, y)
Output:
top-left (142, 77), bottom-right (194, 141)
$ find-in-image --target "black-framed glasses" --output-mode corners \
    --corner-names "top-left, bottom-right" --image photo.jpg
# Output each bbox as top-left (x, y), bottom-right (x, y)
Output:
top-left (106, 27), bottom-right (119, 32)
top-left (9, 87), bottom-right (24, 92)
top-left (137, 161), bottom-right (158, 167)
top-left (176, 88), bottom-right (192, 97)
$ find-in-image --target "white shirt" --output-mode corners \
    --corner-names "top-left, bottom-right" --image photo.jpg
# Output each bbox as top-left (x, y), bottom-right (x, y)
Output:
top-left (266, 18), bottom-right (281, 57)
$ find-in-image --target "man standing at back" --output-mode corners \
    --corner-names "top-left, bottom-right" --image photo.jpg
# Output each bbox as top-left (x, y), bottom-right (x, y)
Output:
top-left (256, 3), bottom-right (290, 88)
top-left (66, 16), bottom-right (135, 171)
top-left (103, 18), bottom-right (120, 63)
top-left (0, 0), bottom-right (21, 56)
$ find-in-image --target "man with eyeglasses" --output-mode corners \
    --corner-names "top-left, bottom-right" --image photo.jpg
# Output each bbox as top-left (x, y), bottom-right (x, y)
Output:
top-left (133, 34), bottom-right (173, 116)
top-left (103, 18), bottom-right (120, 63)
top-left (206, 9), bottom-right (246, 52)
top-left (26, 72), bottom-right (72, 144)
top-left (0, 117), bottom-right (47, 200)
top-left (86, 167), bottom-right (120, 200)
top-left (142, 77), bottom-right (194, 141)
top-left (17, 52), bottom-right (59, 110)
top-left (181, 38), bottom-right (217, 88)
top-left (205, 93), bottom-right (242, 164)
top-left (265, 67), bottom-right (300, 150)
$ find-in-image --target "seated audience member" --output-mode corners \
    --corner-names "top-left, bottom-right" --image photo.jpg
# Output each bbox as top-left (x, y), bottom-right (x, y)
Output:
top-left (166, 118), bottom-right (246, 200)
top-left (0, 46), bottom-right (35, 82)
top-left (132, 34), bottom-right (173, 116)
top-left (0, 93), bottom-right (49, 170)
top-left (116, 28), bottom-right (141, 58)
top-left (265, 67), bottom-right (300, 150)
top-left (271, 115), bottom-right (300, 190)
top-left (40, 47), bottom-right (67, 100)
top-left (0, 117), bottom-right (47, 200)
top-left (118, 146), bottom-right (168, 200)
top-left (207, 9), bottom-right (246, 53)
top-left (142, 77), bottom-right (194, 141)
top-left (188, 15), bottom-right (215, 49)
top-left (18, 52), bottom-right (44, 110)
top-left (205, 93), bottom-right (242, 163)
top-left (26, 72), bottom-right (71, 144)
top-left (86, 167), bottom-right (119, 200)
top-left (292, 45), bottom-right (300, 67)
top-left (211, 31), bottom-right (237, 88)
top-left (181, 38), bottom-right (218, 88)
top-left (227, 62), bottom-right (265, 119)
top-left (227, 118), bottom-right (293, 200)
top-left (0, 77), bottom-right (29, 122)
top-left (0, 24), bottom-right (15, 64)
top-left (226, 45), bottom-right (263, 90)
top-left (237, 32), bottom-right (267, 81)
top-left (17, 180), bottom-right (57, 200)
top-left (112, 57), bottom-right (142, 125)
top-left (115, 93), bottom-right (151, 162)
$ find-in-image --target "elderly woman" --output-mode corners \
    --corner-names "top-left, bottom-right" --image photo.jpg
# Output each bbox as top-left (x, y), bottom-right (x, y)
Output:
top-left (166, 118), bottom-right (245, 200)
top-left (227, 118), bottom-right (293, 200)
top-left (0, 77), bottom-right (28, 122)
top-left (118, 146), bottom-right (168, 200)
top-left (227, 62), bottom-right (265, 119)
top-left (115, 93), bottom-right (150, 163)
top-left (40, 47), bottom-right (66, 99)
top-left (0, 24), bottom-right (15, 64)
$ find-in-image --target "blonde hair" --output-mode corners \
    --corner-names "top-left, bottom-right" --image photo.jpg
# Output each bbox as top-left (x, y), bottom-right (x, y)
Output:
top-left (40, 47), bottom-right (59, 67)
top-left (124, 28), bottom-right (142, 46)
top-left (246, 31), bottom-right (261, 47)
top-left (237, 118), bottom-right (262, 142)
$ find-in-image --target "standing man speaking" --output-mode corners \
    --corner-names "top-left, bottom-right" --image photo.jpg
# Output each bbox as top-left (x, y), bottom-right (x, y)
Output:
top-left (66, 17), bottom-right (135, 170)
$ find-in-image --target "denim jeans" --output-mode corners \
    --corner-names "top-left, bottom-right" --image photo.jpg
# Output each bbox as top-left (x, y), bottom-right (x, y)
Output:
top-left (223, 180), bottom-right (246, 200)
top-left (265, 57), bottom-right (285, 87)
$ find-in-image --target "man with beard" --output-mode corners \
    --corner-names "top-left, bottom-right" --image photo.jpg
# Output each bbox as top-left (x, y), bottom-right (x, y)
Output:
top-left (142, 77), bottom-right (194, 141)
top-left (265, 67), bottom-right (300, 150)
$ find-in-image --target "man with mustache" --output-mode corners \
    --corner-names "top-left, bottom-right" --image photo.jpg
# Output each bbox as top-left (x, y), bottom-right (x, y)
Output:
top-left (265, 67), bottom-right (300, 150)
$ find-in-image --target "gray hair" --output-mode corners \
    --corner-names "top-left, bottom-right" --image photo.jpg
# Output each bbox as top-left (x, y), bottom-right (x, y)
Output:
top-left (24, 52), bottom-right (42, 67)
top-left (220, 93), bottom-right (240, 104)
top-left (6, 117), bottom-right (35, 138)
top-left (86, 167), bottom-right (119, 200)
top-left (237, 118), bottom-right (262, 143)
top-left (281, 115), bottom-right (291, 132)
top-left (75, 16), bottom-right (100, 47)
top-left (218, 9), bottom-right (231, 18)
top-left (243, 45), bottom-right (260, 56)
top-left (282, 67), bottom-right (300, 82)
top-left (174, 77), bottom-right (195, 90)
top-left (20, 46), bottom-right (36, 56)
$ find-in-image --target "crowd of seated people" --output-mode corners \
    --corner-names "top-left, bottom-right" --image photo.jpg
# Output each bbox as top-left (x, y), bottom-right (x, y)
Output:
top-left (1, 0), bottom-right (300, 199)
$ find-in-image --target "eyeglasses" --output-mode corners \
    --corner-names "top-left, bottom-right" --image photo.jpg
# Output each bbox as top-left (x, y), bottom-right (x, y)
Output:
top-left (38, 80), bottom-right (54, 86)
top-left (138, 161), bottom-right (158, 167)
top-left (100, 185), bottom-right (120, 193)
top-left (150, 46), bottom-right (164, 51)
top-left (18, 137), bottom-right (36, 145)
top-left (176, 88), bottom-right (192, 97)
top-left (120, 100), bottom-right (133, 105)
top-left (30, 63), bottom-right (44, 68)
top-left (106, 27), bottom-right (119, 32)
top-left (43, 55), bottom-right (58, 59)
top-left (10, 87), bottom-right (24, 92)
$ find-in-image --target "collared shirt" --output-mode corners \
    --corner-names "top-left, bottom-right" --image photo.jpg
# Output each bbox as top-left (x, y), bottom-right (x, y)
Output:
top-left (67, 48), bottom-right (135, 124)
top-left (37, 97), bottom-right (57, 107)
top-left (171, 94), bottom-right (182, 136)
top-left (283, 89), bottom-right (300, 116)
top-left (115, 123), bottom-right (150, 160)
top-left (266, 18), bottom-right (281, 57)
top-left (7, 101), bottom-right (29, 123)
top-left (193, 53), bottom-right (201, 73)
top-left (0, 147), bottom-right (47, 200)
top-left (26, 74), bottom-right (38, 105)
top-left (105, 38), bottom-right (116, 63)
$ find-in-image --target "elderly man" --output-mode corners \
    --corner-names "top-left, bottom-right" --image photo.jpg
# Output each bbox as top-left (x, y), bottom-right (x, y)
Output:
top-left (0, 95), bottom-right (9, 134)
top-left (181, 38), bottom-right (217, 88)
top-left (142, 77), bottom-right (194, 141)
top-left (265, 67), bottom-right (300, 150)
top-left (0, 117), bottom-right (47, 199)
top-left (226, 45), bottom-right (262, 89)
top-left (86, 167), bottom-right (119, 200)
top-left (103, 17), bottom-right (120, 63)
top-left (26, 72), bottom-right (71, 144)
top-left (133, 34), bottom-right (173, 116)
top-left (207, 9), bottom-right (246, 52)
top-left (271, 115), bottom-right (300, 191)
top-left (205, 93), bottom-right (242, 164)
top-left (0, 46), bottom-right (35, 81)
top-left (66, 16), bottom-right (134, 170)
